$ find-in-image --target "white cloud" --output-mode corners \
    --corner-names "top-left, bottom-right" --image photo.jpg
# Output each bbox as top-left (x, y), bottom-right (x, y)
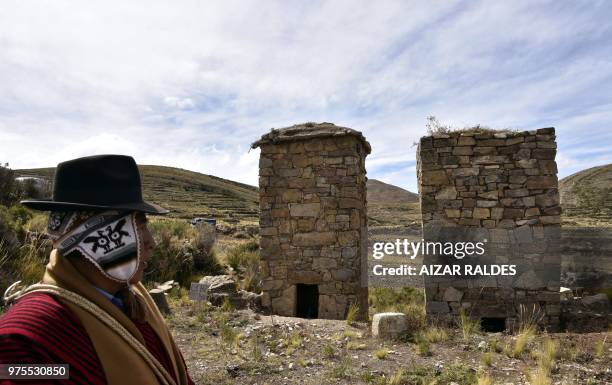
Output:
top-left (0, 0), bottom-right (610, 191)
top-left (163, 97), bottom-right (195, 110)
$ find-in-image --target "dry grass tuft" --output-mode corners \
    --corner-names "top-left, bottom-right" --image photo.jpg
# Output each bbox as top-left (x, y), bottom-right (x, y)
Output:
top-left (419, 326), bottom-right (449, 343)
top-left (458, 310), bottom-right (480, 344)
top-left (595, 336), bottom-right (607, 359)
top-left (480, 351), bottom-right (493, 367)
top-left (528, 368), bottom-right (552, 385)
top-left (477, 373), bottom-right (493, 385)
top-left (536, 337), bottom-right (558, 375)
top-left (373, 348), bottom-right (390, 360)
top-left (345, 302), bottom-right (360, 326)
top-left (507, 325), bottom-right (537, 358)
top-left (387, 368), bottom-right (406, 385)
top-left (347, 341), bottom-right (366, 350)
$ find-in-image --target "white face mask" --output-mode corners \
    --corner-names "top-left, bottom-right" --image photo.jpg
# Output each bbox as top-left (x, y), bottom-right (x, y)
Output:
top-left (48, 211), bottom-right (142, 283)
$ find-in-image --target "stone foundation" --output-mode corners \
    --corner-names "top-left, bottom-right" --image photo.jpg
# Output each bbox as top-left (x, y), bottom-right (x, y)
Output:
top-left (252, 123), bottom-right (370, 320)
top-left (417, 127), bottom-right (562, 330)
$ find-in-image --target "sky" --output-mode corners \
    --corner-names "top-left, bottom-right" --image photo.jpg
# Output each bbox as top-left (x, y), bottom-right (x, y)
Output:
top-left (0, 1), bottom-right (611, 193)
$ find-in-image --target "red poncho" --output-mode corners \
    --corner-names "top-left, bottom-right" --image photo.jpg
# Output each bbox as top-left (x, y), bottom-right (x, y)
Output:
top-left (0, 293), bottom-right (194, 385)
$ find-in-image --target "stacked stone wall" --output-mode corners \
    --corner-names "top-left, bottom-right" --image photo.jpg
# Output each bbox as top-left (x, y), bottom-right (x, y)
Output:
top-left (417, 127), bottom-right (562, 329)
top-left (255, 124), bottom-right (370, 319)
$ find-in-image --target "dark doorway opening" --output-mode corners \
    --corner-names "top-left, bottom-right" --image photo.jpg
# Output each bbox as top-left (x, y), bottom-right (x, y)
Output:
top-left (481, 317), bottom-right (506, 332)
top-left (296, 284), bottom-right (318, 318)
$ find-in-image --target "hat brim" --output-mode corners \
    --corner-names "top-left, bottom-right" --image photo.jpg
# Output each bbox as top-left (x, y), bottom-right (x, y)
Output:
top-left (20, 199), bottom-right (169, 215)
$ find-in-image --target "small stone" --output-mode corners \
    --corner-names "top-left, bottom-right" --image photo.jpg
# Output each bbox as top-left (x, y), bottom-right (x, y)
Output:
top-left (478, 190), bottom-right (499, 200)
top-left (505, 189), bottom-right (529, 198)
top-left (457, 137), bottom-right (476, 145)
top-left (453, 167), bottom-right (480, 177)
top-left (443, 287), bottom-right (464, 302)
top-left (503, 208), bottom-right (523, 219)
top-left (581, 294), bottom-right (609, 310)
top-left (476, 200), bottom-right (497, 208)
top-left (422, 170), bottom-right (449, 185)
top-left (289, 203), bottom-right (320, 217)
top-left (435, 186), bottom-right (458, 200)
top-left (532, 148), bottom-right (556, 160)
top-left (473, 208), bottom-right (490, 219)
top-left (452, 147), bottom-right (473, 155)
top-left (372, 313), bottom-right (409, 339)
top-left (514, 270), bottom-right (544, 289)
top-left (526, 176), bottom-right (557, 189)
top-left (445, 209), bottom-right (461, 218)
top-left (293, 232), bottom-right (336, 246)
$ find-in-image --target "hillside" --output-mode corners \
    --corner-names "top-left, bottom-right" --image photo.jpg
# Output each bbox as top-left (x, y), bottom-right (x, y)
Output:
top-left (16, 167), bottom-right (422, 226)
top-left (365, 179), bottom-right (421, 228)
top-left (559, 163), bottom-right (612, 221)
top-left (17, 165), bottom-right (260, 223)
top-left (366, 179), bottom-right (418, 205)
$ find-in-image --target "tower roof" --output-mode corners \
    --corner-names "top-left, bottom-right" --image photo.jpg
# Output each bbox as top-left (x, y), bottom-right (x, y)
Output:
top-left (252, 122), bottom-right (371, 154)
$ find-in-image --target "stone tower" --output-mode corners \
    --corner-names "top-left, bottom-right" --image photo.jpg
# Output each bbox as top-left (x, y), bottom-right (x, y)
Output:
top-left (417, 127), bottom-right (561, 330)
top-left (252, 123), bottom-right (370, 320)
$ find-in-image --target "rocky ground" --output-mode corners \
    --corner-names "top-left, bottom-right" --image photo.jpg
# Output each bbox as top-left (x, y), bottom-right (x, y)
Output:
top-left (166, 298), bottom-right (611, 385)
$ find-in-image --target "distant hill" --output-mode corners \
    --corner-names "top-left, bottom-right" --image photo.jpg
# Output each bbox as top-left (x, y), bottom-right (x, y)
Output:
top-left (559, 164), bottom-right (612, 220)
top-left (366, 179), bottom-right (419, 205)
top-left (17, 165), bottom-right (260, 222)
top-left (365, 179), bottom-right (421, 228)
top-left (17, 167), bottom-right (421, 226)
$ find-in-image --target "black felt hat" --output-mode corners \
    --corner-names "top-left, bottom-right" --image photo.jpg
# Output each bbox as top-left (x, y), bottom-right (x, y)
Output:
top-left (21, 155), bottom-right (169, 214)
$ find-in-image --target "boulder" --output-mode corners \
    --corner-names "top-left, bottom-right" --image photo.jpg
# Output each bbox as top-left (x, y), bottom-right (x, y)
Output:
top-left (372, 313), bottom-right (408, 339)
top-left (581, 293), bottom-right (610, 310)
top-left (156, 280), bottom-right (177, 292)
top-left (199, 275), bottom-right (237, 294)
top-left (209, 290), bottom-right (263, 311)
top-left (149, 288), bottom-right (170, 314)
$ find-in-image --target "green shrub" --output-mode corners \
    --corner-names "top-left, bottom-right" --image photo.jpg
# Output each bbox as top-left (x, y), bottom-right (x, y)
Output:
top-left (146, 223), bottom-right (194, 286)
top-left (225, 240), bottom-right (258, 271)
top-left (15, 232), bottom-right (50, 285)
top-left (0, 205), bottom-right (21, 251)
top-left (191, 225), bottom-right (218, 271)
top-left (224, 240), bottom-right (260, 292)
top-left (26, 213), bottom-right (48, 233)
top-left (369, 287), bottom-right (424, 311)
top-left (8, 206), bottom-right (33, 227)
top-left (0, 205), bottom-right (50, 294)
top-left (148, 219), bottom-right (193, 239)
top-left (146, 219), bottom-right (222, 287)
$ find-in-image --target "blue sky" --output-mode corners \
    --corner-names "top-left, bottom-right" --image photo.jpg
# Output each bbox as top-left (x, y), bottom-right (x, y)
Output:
top-left (0, 1), bottom-right (611, 192)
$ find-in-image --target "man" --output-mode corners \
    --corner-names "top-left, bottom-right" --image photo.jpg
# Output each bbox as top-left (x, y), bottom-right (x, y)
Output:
top-left (0, 155), bottom-right (194, 385)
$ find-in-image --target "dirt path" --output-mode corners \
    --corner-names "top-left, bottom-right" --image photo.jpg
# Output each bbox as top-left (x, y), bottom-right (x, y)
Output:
top-left (166, 301), bottom-right (611, 385)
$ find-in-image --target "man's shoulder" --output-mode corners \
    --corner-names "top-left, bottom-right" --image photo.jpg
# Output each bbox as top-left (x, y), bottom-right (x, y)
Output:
top-left (0, 292), bottom-right (84, 341)
top-left (0, 293), bottom-right (107, 384)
